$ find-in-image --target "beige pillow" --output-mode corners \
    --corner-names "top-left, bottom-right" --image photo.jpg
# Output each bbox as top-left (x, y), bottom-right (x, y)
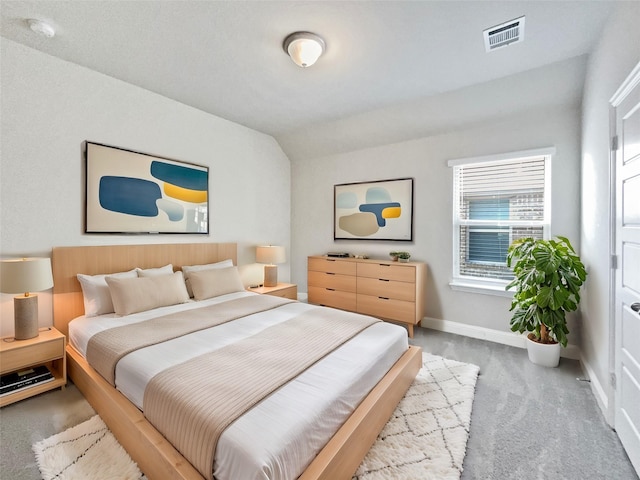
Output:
top-left (77, 269), bottom-right (138, 317)
top-left (106, 271), bottom-right (189, 316)
top-left (182, 259), bottom-right (234, 297)
top-left (189, 266), bottom-right (245, 301)
top-left (136, 264), bottom-right (174, 277)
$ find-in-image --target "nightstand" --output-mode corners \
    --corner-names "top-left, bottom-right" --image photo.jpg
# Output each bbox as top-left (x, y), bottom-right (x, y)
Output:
top-left (0, 327), bottom-right (67, 407)
top-left (248, 283), bottom-right (298, 300)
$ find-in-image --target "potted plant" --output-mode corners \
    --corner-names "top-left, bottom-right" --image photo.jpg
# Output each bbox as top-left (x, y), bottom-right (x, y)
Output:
top-left (390, 251), bottom-right (411, 262)
top-left (396, 252), bottom-right (411, 263)
top-left (505, 236), bottom-right (587, 367)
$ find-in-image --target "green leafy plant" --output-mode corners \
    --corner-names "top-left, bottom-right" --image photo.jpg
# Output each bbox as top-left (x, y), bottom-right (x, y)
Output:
top-left (396, 251), bottom-right (411, 260)
top-left (505, 236), bottom-right (587, 347)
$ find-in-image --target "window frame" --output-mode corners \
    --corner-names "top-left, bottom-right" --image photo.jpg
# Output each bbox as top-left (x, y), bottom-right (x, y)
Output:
top-left (448, 147), bottom-right (554, 296)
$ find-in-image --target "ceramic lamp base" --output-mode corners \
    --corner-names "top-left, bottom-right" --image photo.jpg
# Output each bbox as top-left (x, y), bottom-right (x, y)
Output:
top-left (263, 265), bottom-right (278, 287)
top-left (14, 295), bottom-right (39, 340)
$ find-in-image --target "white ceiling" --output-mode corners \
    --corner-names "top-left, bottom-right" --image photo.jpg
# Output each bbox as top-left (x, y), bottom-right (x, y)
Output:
top-left (1, 1), bottom-right (616, 158)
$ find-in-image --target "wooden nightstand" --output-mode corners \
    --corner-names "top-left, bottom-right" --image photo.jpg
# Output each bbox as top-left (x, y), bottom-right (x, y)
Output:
top-left (0, 327), bottom-right (67, 407)
top-left (248, 283), bottom-right (298, 300)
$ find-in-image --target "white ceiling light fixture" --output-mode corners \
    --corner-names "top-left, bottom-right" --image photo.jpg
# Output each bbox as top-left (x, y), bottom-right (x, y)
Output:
top-left (27, 19), bottom-right (55, 38)
top-left (283, 31), bottom-right (325, 68)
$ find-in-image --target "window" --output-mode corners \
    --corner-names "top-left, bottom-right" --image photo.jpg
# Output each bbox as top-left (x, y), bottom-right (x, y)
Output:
top-left (448, 148), bottom-right (552, 294)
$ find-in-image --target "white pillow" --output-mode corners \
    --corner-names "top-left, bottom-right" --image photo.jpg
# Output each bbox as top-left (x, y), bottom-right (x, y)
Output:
top-left (189, 266), bottom-right (245, 301)
top-left (136, 264), bottom-right (174, 277)
top-left (182, 259), bottom-right (234, 297)
top-left (77, 269), bottom-right (137, 317)
top-left (105, 271), bottom-right (190, 316)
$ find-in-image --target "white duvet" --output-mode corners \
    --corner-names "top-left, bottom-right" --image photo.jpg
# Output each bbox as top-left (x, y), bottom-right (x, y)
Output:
top-left (69, 292), bottom-right (408, 480)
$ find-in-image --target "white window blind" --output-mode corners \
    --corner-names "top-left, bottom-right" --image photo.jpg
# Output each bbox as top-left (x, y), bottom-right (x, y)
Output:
top-left (450, 150), bottom-right (551, 285)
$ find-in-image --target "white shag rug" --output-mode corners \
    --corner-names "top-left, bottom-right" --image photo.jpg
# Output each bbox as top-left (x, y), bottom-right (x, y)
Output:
top-left (33, 414), bottom-right (145, 480)
top-left (353, 353), bottom-right (480, 480)
top-left (33, 353), bottom-right (479, 480)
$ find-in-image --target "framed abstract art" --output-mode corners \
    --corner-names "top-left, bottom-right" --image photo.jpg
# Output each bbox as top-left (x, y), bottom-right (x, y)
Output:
top-left (334, 178), bottom-right (413, 241)
top-left (85, 142), bottom-right (209, 234)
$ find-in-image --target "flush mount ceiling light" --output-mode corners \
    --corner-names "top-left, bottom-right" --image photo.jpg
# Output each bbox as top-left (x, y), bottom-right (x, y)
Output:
top-left (283, 31), bottom-right (325, 68)
top-left (27, 19), bottom-right (55, 38)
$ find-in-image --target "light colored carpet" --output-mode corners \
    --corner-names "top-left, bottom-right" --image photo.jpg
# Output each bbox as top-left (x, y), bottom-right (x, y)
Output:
top-left (32, 353), bottom-right (479, 480)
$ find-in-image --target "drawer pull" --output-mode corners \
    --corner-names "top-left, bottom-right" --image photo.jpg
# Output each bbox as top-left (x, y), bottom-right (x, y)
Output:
top-left (379, 264), bottom-right (390, 267)
top-left (326, 288), bottom-right (335, 291)
top-left (325, 272), bottom-right (336, 275)
top-left (326, 259), bottom-right (336, 262)
top-left (378, 278), bottom-right (389, 282)
top-left (378, 296), bottom-right (390, 300)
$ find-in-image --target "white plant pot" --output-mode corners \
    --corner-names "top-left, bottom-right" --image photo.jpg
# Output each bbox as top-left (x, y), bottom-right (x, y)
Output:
top-left (526, 336), bottom-right (560, 367)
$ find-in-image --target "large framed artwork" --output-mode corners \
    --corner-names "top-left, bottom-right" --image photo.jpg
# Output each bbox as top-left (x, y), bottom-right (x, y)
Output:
top-left (334, 178), bottom-right (413, 241)
top-left (85, 142), bottom-right (209, 234)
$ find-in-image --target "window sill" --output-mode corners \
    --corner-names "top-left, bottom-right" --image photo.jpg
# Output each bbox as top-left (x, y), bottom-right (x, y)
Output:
top-left (449, 279), bottom-right (514, 297)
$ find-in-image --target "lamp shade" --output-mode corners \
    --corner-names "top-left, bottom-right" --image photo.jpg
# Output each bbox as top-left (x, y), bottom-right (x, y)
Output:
top-left (256, 246), bottom-right (286, 265)
top-left (0, 257), bottom-right (54, 294)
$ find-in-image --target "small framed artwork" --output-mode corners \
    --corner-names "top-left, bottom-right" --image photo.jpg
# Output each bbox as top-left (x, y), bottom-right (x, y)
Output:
top-left (334, 178), bottom-right (413, 241)
top-left (85, 142), bottom-right (209, 234)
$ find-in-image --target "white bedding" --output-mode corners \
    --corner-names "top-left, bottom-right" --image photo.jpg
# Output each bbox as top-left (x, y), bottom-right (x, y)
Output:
top-left (69, 291), bottom-right (408, 480)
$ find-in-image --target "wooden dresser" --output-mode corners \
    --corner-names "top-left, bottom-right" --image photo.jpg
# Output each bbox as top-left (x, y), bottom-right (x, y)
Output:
top-left (308, 256), bottom-right (426, 337)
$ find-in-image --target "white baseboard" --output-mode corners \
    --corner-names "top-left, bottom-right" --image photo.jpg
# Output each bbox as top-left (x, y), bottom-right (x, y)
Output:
top-left (580, 355), bottom-right (612, 425)
top-left (421, 317), bottom-right (580, 360)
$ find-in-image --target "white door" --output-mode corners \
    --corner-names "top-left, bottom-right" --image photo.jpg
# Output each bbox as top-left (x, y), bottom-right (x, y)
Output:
top-left (613, 63), bottom-right (640, 474)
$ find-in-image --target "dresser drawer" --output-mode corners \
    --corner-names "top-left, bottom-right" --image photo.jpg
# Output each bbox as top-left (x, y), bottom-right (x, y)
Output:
top-left (309, 286), bottom-right (357, 311)
top-left (1, 337), bottom-right (64, 374)
top-left (357, 277), bottom-right (415, 302)
top-left (357, 294), bottom-right (416, 324)
top-left (308, 257), bottom-right (356, 276)
top-left (357, 262), bottom-right (415, 283)
top-left (308, 271), bottom-right (357, 292)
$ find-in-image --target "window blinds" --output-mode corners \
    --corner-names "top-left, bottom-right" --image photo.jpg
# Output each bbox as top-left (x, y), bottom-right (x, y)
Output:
top-left (455, 157), bottom-right (547, 222)
top-left (452, 154), bottom-right (549, 281)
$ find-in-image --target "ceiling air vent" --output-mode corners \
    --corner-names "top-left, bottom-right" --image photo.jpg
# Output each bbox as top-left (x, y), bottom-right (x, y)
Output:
top-left (483, 16), bottom-right (525, 52)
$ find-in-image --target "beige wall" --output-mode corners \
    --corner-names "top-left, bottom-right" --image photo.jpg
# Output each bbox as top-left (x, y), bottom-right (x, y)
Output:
top-left (0, 40), bottom-right (291, 336)
top-left (580, 1), bottom-right (640, 423)
top-left (291, 104), bottom-right (581, 341)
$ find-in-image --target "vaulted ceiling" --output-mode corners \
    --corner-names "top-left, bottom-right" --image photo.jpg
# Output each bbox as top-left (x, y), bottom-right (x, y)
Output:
top-left (1, 1), bottom-right (616, 159)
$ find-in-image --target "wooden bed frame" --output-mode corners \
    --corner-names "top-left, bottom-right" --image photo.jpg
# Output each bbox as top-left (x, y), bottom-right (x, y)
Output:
top-left (52, 243), bottom-right (422, 480)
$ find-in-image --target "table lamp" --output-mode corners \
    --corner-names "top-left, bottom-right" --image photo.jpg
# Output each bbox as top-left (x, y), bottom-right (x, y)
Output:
top-left (0, 257), bottom-right (54, 340)
top-left (256, 246), bottom-right (285, 287)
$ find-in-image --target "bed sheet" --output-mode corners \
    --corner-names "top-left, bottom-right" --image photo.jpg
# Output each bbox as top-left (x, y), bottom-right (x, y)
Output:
top-left (69, 292), bottom-right (408, 480)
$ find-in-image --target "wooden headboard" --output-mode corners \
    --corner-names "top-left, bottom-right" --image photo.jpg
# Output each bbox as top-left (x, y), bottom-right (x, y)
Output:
top-left (52, 243), bottom-right (237, 338)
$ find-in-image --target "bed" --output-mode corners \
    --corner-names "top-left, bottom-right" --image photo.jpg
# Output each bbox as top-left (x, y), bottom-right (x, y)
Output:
top-left (52, 243), bottom-right (422, 480)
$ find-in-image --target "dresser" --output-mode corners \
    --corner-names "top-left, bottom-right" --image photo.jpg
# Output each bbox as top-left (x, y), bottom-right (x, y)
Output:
top-left (307, 256), bottom-right (426, 337)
